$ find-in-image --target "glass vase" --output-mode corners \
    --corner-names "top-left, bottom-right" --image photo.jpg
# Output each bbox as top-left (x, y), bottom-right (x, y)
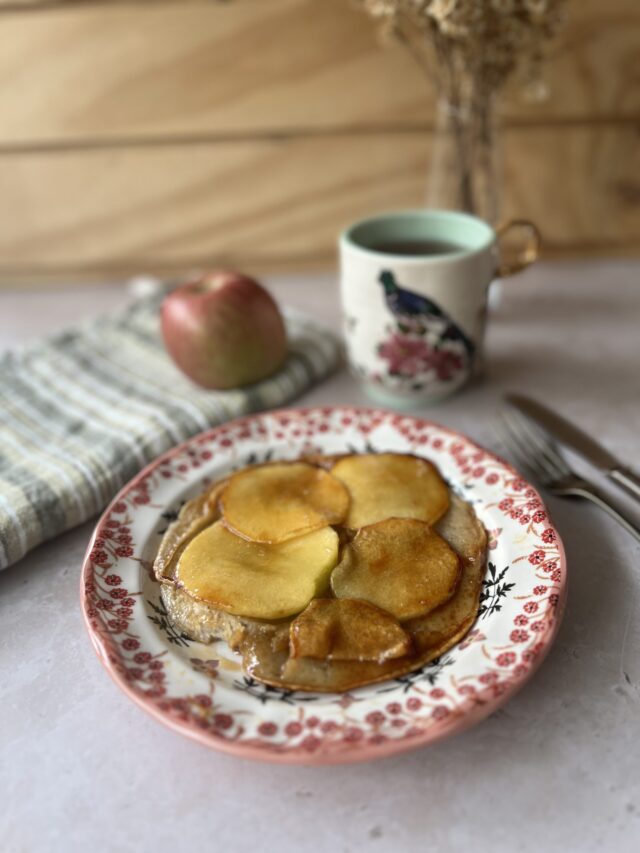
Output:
top-left (426, 94), bottom-right (501, 226)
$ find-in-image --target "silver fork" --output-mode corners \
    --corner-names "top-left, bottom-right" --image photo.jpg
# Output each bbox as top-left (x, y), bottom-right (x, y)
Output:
top-left (499, 410), bottom-right (640, 544)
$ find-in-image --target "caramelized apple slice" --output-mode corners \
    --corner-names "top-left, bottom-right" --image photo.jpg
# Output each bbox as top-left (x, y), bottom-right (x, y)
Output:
top-left (331, 518), bottom-right (460, 621)
top-left (220, 461), bottom-right (350, 543)
top-left (248, 618), bottom-right (471, 694)
top-left (436, 491), bottom-right (488, 563)
top-left (153, 479), bottom-right (227, 583)
top-left (331, 453), bottom-right (449, 528)
top-left (408, 493), bottom-right (488, 652)
top-left (290, 598), bottom-right (412, 662)
top-left (176, 521), bottom-right (339, 619)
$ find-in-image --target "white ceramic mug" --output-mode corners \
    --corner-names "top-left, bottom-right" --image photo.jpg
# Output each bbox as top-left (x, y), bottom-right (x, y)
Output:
top-left (339, 209), bottom-right (539, 406)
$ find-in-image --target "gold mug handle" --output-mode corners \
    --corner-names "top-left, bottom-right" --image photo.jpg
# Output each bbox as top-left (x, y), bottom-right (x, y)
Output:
top-left (495, 219), bottom-right (541, 277)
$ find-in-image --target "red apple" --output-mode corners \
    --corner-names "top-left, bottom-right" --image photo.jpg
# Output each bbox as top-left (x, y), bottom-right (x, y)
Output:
top-left (160, 270), bottom-right (287, 389)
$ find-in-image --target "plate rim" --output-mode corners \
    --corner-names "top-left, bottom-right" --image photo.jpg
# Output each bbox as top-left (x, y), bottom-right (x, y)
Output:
top-left (80, 405), bottom-right (568, 765)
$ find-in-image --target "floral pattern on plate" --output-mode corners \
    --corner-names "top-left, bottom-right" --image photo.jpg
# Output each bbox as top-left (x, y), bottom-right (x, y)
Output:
top-left (81, 406), bottom-right (567, 764)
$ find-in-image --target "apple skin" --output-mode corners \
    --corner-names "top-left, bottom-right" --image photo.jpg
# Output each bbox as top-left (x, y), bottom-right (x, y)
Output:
top-left (160, 271), bottom-right (287, 389)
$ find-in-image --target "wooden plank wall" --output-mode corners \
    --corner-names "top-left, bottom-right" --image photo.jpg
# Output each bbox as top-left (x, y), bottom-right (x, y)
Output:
top-left (0, 0), bottom-right (638, 283)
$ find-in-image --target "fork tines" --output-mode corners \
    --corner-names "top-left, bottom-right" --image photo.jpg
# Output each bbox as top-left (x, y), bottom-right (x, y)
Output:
top-left (498, 409), bottom-right (572, 488)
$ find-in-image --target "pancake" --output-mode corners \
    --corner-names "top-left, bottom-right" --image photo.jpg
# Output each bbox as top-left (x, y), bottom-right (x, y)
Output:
top-left (154, 455), bottom-right (487, 692)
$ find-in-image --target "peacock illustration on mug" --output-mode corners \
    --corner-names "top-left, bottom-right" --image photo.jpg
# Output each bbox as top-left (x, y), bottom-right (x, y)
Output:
top-left (376, 270), bottom-right (475, 387)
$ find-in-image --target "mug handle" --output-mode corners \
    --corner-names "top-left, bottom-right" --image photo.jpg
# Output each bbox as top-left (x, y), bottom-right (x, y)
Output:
top-left (495, 219), bottom-right (541, 277)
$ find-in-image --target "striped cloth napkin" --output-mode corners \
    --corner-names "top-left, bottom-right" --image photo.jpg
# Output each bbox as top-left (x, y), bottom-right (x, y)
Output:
top-left (0, 292), bottom-right (341, 570)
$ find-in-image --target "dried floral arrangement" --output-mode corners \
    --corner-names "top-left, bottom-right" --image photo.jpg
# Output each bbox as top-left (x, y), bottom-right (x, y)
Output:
top-left (356, 0), bottom-right (567, 217)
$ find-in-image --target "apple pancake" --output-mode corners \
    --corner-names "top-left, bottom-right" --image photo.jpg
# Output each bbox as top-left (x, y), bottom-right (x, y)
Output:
top-left (154, 454), bottom-right (487, 692)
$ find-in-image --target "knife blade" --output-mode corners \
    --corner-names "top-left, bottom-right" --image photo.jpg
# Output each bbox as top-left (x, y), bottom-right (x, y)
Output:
top-left (505, 393), bottom-right (640, 504)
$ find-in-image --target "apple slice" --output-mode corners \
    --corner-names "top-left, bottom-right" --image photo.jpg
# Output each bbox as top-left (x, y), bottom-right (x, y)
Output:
top-left (331, 453), bottom-right (449, 528)
top-left (220, 461), bottom-right (349, 543)
top-left (153, 479), bottom-right (227, 583)
top-left (176, 521), bottom-right (339, 619)
top-left (269, 616), bottom-right (474, 693)
top-left (289, 598), bottom-right (412, 662)
top-left (331, 518), bottom-right (460, 621)
top-left (436, 491), bottom-right (488, 563)
top-left (408, 493), bottom-right (488, 652)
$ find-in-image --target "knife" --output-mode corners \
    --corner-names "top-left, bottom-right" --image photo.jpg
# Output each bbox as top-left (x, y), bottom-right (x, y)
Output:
top-left (505, 393), bottom-right (640, 504)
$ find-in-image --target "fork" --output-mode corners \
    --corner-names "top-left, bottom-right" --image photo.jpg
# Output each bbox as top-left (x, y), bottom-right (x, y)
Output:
top-left (499, 410), bottom-right (640, 544)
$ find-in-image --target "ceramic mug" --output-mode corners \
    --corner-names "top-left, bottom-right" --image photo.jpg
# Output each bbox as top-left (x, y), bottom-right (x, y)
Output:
top-left (339, 209), bottom-right (539, 406)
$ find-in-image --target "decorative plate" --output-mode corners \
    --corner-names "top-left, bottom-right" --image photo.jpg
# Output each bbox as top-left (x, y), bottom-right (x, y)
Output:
top-left (81, 407), bottom-right (567, 764)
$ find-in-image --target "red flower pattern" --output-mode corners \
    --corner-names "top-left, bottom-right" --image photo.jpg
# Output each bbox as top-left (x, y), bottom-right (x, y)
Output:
top-left (343, 727), bottom-right (364, 742)
top-left (91, 550), bottom-right (109, 565)
top-left (365, 711), bottom-right (385, 726)
top-left (510, 630), bottom-right (530, 643)
top-left (116, 545), bottom-right (134, 558)
top-left (213, 714), bottom-right (233, 730)
top-left (432, 706), bottom-right (450, 720)
top-left (110, 588), bottom-right (128, 599)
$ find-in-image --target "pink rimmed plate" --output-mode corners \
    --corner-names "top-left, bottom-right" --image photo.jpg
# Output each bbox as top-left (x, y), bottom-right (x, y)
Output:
top-left (80, 406), bottom-right (567, 764)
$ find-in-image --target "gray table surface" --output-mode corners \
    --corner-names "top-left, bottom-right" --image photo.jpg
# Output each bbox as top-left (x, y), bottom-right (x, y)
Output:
top-left (1, 262), bottom-right (639, 853)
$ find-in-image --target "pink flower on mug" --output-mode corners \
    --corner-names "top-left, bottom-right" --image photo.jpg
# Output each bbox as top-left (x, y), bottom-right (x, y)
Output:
top-left (430, 348), bottom-right (464, 381)
top-left (378, 334), bottom-right (435, 378)
top-left (378, 333), bottom-right (463, 381)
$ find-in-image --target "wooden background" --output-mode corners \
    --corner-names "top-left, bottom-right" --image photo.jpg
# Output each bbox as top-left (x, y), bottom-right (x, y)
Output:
top-left (0, 0), bottom-right (638, 284)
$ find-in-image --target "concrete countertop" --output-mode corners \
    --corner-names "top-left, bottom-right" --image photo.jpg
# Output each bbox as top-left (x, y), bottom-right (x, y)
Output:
top-left (1, 262), bottom-right (639, 852)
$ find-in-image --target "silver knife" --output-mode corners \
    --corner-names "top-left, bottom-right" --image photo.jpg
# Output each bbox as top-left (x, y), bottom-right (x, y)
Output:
top-left (506, 393), bottom-right (640, 504)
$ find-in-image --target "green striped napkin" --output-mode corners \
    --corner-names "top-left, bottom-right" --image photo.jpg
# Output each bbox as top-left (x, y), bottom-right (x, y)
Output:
top-left (0, 293), bottom-right (341, 570)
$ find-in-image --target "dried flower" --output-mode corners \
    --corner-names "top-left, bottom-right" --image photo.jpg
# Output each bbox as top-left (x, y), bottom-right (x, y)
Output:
top-left (356, 0), bottom-right (565, 216)
top-left (357, 0), bottom-right (566, 96)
